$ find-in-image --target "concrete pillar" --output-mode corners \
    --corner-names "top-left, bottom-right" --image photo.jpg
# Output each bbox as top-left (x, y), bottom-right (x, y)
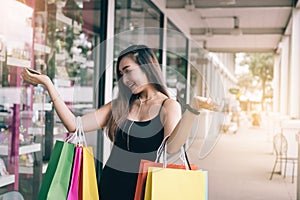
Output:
top-left (161, 15), bottom-right (168, 84)
top-left (273, 54), bottom-right (281, 112)
top-left (279, 36), bottom-right (290, 114)
top-left (206, 60), bottom-right (212, 97)
top-left (102, 0), bottom-right (115, 166)
top-left (186, 39), bottom-right (191, 102)
top-left (201, 55), bottom-right (209, 97)
top-left (211, 64), bottom-right (217, 97)
top-left (289, 9), bottom-right (300, 118)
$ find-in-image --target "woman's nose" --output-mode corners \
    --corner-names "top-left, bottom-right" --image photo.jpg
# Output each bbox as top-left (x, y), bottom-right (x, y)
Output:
top-left (122, 74), bottom-right (129, 85)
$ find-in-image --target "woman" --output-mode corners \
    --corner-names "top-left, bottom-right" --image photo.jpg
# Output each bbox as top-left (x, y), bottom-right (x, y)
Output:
top-left (22, 44), bottom-right (213, 200)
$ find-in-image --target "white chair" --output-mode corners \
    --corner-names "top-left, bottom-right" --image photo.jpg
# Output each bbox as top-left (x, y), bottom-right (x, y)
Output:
top-left (269, 133), bottom-right (298, 183)
top-left (0, 191), bottom-right (24, 200)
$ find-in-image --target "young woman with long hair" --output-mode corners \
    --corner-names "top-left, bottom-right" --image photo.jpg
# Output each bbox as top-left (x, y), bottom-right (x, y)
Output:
top-left (21, 44), bottom-right (213, 200)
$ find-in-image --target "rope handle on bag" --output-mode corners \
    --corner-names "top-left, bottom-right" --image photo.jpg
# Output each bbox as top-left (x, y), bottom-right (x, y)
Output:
top-left (65, 117), bottom-right (80, 143)
top-left (155, 135), bottom-right (192, 170)
top-left (65, 116), bottom-right (88, 146)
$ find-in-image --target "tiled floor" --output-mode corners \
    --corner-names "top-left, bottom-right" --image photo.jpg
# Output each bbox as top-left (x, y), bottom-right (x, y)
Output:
top-left (187, 116), bottom-right (297, 200)
top-left (1, 113), bottom-right (297, 200)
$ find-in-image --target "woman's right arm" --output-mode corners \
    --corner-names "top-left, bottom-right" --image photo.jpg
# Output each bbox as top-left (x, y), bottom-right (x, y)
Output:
top-left (21, 68), bottom-right (112, 133)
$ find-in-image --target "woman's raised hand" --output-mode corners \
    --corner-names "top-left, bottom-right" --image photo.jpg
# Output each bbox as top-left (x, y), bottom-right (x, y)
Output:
top-left (21, 68), bottom-right (50, 86)
top-left (190, 96), bottom-right (219, 111)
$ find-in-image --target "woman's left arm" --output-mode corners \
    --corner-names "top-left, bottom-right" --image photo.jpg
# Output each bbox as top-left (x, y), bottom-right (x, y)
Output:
top-left (163, 96), bottom-right (214, 154)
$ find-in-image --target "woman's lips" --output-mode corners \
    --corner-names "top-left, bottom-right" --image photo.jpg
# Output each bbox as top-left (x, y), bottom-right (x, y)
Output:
top-left (127, 83), bottom-right (136, 90)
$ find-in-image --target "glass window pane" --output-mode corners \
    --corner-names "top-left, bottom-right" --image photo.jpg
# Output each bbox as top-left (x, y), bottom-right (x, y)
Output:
top-left (113, 0), bottom-right (162, 96)
top-left (166, 20), bottom-right (188, 101)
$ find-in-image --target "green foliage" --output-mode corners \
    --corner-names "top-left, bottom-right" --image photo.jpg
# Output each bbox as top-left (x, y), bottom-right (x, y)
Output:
top-left (237, 73), bottom-right (258, 92)
top-left (238, 53), bottom-right (274, 110)
top-left (240, 53), bottom-right (274, 82)
top-left (64, 27), bottom-right (75, 58)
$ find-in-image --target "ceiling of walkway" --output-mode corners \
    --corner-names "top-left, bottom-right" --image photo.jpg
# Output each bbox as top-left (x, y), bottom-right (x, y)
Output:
top-left (165, 0), bottom-right (299, 53)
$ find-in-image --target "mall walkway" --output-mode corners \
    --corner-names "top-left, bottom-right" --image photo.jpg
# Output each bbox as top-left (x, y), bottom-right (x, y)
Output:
top-left (187, 115), bottom-right (297, 200)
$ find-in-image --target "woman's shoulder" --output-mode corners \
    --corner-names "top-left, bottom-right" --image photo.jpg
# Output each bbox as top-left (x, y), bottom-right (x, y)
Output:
top-left (162, 97), bottom-right (179, 105)
top-left (160, 98), bottom-right (181, 112)
top-left (158, 97), bottom-right (181, 124)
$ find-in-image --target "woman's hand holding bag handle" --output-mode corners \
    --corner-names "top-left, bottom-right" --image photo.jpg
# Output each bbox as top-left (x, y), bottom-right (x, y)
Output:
top-left (144, 136), bottom-right (208, 200)
top-left (66, 116), bottom-right (87, 146)
top-left (155, 135), bottom-right (193, 170)
top-left (66, 117), bottom-right (86, 200)
top-left (134, 136), bottom-right (198, 200)
top-left (66, 116), bottom-right (99, 200)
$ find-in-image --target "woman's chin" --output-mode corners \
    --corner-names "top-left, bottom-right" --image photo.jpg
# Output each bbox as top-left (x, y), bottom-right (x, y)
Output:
top-left (131, 87), bottom-right (142, 95)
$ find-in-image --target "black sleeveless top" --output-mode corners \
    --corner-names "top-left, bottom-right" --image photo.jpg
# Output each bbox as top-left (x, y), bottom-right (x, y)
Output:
top-left (99, 99), bottom-right (169, 200)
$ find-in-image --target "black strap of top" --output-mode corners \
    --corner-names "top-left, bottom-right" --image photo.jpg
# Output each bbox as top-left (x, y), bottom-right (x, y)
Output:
top-left (159, 98), bottom-right (170, 114)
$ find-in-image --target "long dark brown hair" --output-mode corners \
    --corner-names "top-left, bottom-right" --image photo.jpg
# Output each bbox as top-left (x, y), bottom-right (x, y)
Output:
top-left (106, 44), bottom-right (169, 141)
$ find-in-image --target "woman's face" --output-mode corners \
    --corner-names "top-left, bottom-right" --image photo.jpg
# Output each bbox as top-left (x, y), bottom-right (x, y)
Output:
top-left (118, 56), bottom-right (149, 94)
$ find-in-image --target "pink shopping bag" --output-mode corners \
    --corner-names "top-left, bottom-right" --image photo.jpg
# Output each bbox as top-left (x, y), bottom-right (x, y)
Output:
top-left (67, 146), bottom-right (83, 200)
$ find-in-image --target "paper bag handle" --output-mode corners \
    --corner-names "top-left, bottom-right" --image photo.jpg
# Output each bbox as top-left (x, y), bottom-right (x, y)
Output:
top-left (155, 136), bottom-right (192, 170)
top-left (66, 116), bottom-right (87, 146)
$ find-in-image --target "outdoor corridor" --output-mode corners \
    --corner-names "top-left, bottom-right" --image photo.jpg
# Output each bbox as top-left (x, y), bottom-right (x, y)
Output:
top-left (188, 114), bottom-right (297, 200)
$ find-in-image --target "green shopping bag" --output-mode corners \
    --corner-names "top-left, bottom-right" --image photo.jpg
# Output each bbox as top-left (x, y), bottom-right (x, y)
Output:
top-left (38, 140), bottom-right (75, 200)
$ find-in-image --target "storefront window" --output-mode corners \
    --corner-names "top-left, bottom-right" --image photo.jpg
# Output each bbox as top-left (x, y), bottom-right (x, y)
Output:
top-left (0, 0), bottom-right (34, 196)
top-left (0, 0), bottom-right (102, 198)
top-left (113, 0), bottom-right (163, 96)
top-left (42, 1), bottom-right (103, 114)
top-left (166, 20), bottom-right (188, 101)
top-left (189, 42), bottom-right (209, 99)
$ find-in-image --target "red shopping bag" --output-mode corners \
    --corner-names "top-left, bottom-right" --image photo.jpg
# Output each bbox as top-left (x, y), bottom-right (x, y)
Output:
top-left (134, 159), bottom-right (198, 200)
top-left (67, 146), bottom-right (83, 200)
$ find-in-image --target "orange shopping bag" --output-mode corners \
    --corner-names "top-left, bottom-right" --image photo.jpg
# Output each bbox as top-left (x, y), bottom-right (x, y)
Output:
top-left (134, 159), bottom-right (198, 200)
top-left (134, 135), bottom-right (199, 200)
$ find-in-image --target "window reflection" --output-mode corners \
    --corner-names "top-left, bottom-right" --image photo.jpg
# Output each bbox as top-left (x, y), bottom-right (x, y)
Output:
top-left (166, 20), bottom-right (188, 101)
top-left (113, 0), bottom-right (162, 96)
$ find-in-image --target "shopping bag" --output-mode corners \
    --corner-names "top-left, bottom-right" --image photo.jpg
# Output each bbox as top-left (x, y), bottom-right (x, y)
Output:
top-left (134, 159), bottom-right (199, 200)
top-left (144, 167), bottom-right (208, 200)
top-left (81, 146), bottom-right (99, 200)
top-left (134, 160), bottom-right (163, 200)
top-left (38, 140), bottom-right (75, 200)
top-left (67, 116), bottom-right (99, 200)
top-left (67, 146), bottom-right (83, 200)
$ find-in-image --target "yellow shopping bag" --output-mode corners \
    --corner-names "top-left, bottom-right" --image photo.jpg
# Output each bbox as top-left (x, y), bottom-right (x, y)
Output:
top-left (144, 167), bottom-right (208, 200)
top-left (81, 146), bottom-right (99, 200)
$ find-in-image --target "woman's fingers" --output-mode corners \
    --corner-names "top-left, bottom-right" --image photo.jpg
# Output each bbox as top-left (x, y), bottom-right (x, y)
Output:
top-left (193, 96), bottom-right (220, 111)
top-left (212, 102), bottom-right (221, 111)
top-left (21, 68), bottom-right (41, 85)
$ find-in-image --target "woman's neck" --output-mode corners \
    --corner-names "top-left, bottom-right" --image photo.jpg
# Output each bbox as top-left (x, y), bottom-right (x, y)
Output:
top-left (138, 89), bottom-right (159, 104)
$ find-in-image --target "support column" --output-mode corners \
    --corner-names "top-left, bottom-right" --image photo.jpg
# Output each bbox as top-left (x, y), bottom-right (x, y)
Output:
top-left (207, 60), bottom-right (212, 97)
top-left (273, 54), bottom-right (281, 112)
top-left (279, 36), bottom-right (290, 114)
top-left (186, 39), bottom-right (191, 102)
top-left (8, 104), bottom-right (20, 190)
top-left (289, 9), bottom-right (300, 118)
top-left (297, 131), bottom-right (300, 200)
top-left (102, 0), bottom-right (115, 168)
top-left (162, 15), bottom-right (167, 84)
top-left (208, 60), bottom-right (215, 98)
